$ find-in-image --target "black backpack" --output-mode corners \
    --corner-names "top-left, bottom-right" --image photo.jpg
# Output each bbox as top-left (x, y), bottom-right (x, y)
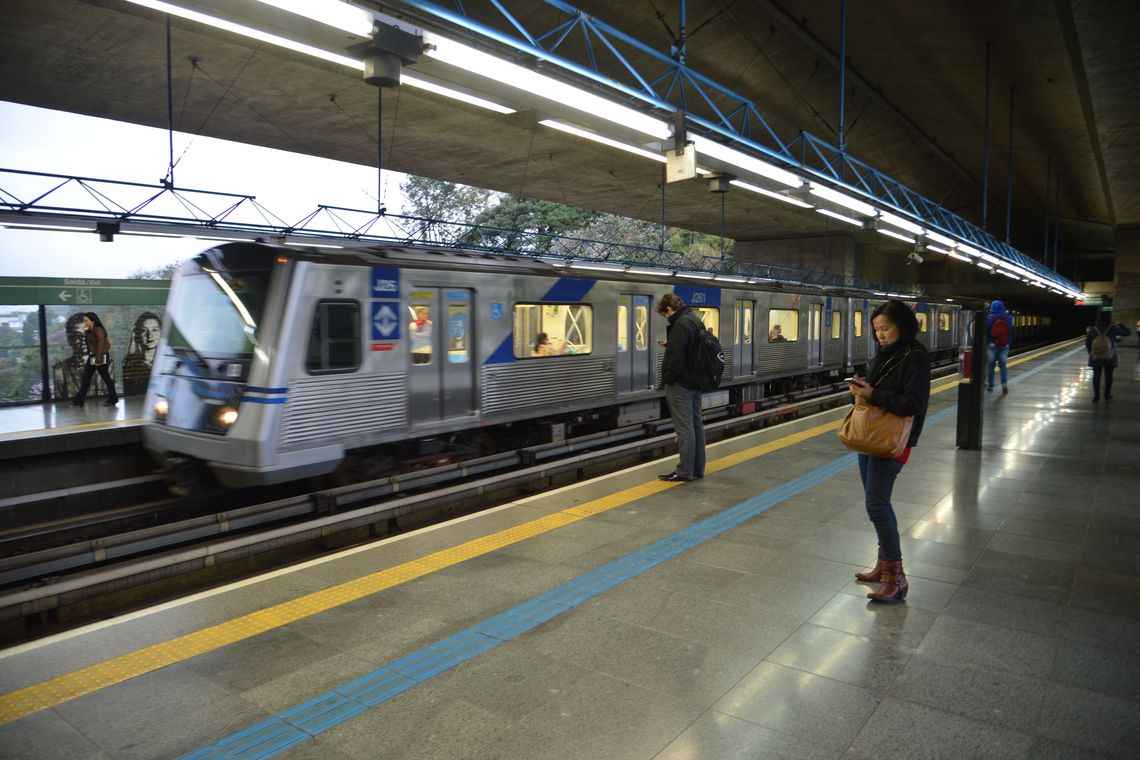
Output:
top-left (689, 320), bottom-right (726, 392)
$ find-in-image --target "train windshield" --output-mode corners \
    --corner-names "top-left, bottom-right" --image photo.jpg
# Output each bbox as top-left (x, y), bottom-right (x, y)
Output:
top-left (166, 261), bottom-right (269, 356)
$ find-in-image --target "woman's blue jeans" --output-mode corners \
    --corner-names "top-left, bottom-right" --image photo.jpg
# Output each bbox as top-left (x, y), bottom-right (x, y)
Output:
top-left (857, 453), bottom-right (904, 562)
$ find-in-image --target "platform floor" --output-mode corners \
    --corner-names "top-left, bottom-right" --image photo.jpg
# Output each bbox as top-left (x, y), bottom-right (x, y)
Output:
top-left (0, 396), bottom-right (145, 439)
top-left (1, 341), bottom-right (1138, 759)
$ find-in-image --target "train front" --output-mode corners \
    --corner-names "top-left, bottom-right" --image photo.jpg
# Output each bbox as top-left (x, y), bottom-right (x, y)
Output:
top-left (143, 242), bottom-right (281, 488)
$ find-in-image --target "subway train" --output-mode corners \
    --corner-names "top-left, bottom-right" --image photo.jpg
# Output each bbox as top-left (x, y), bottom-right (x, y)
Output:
top-left (142, 241), bottom-right (968, 487)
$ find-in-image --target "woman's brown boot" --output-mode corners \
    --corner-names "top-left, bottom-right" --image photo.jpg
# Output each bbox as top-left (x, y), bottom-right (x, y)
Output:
top-left (855, 549), bottom-right (883, 583)
top-left (867, 560), bottom-right (908, 603)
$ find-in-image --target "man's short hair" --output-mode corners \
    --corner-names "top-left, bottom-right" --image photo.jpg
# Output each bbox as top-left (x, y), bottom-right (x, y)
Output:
top-left (657, 293), bottom-right (685, 315)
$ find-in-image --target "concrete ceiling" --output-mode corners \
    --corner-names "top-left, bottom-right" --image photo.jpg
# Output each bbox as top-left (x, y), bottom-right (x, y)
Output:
top-left (2, 0), bottom-right (1137, 290)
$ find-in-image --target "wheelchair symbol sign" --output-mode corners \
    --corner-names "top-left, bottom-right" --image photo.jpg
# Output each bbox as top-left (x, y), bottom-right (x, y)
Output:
top-left (372, 301), bottom-right (400, 340)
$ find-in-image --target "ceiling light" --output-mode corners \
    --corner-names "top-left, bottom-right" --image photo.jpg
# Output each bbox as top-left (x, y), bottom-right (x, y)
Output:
top-left (691, 136), bottom-right (802, 188)
top-left (957, 245), bottom-right (980, 256)
top-left (124, 0), bottom-right (364, 70)
top-left (569, 260), bottom-right (624, 272)
top-left (253, 0), bottom-right (374, 36)
top-left (925, 231), bottom-right (957, 248)
top-left (816, 208), bottom-right (863, 227)
top-left (714, 274), bottom-right (748, 283)
top-left (677, 271), bottom-right (715, 280)
top-left (923, 244), bottom-right (952, 255)
top-left (879, 211), bottom-right (925, 236)
top-left (877, 228), bottom-right (915, 244)
top-left (540, 120), bottom-right (664, 162)
top-left (424, 34), bottom-right (670, 140)
top-left (403, 75), bottom-right (516, 113)
top-left (730, 180), bottom-right (813, 208)
top-left (976, 262), bottom-right (995, 271)
top-left (626, 266), bottom-right (666, 276)
top-left (2, 222), bottom-right (96, 232)
top-left (808, 184), bottom-right (878, 217)
top-left (947, 251), bottom-right (972, 262)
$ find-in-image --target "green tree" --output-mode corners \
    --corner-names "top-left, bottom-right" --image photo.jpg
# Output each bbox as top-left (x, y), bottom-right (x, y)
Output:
top-left (400, 176), bottom-right (493, 240)
top-left (128, 261), bottom-right (183, 280)
top-left (466, 196), bottom-right (597, 252)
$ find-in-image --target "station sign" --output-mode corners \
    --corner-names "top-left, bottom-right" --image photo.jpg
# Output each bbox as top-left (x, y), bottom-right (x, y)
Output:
top-left (0, 277), bottom-right (169, 306)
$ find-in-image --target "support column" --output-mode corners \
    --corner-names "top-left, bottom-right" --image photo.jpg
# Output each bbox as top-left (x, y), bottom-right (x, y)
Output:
top-left (1114, 228), bottom-right (1140, 334)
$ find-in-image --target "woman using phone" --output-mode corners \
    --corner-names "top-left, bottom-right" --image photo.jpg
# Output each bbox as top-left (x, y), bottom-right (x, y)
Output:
top-left (846, 300), bottom-right (930, 602)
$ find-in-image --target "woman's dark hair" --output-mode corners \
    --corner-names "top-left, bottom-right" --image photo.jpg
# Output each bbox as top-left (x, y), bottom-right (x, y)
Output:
top-left (871, 300), bottom-right (919, 342)
top-left (534, 332), bottom-right (549, 350)
top-left (83, 312), bottom-right (105, 329)
top-left (1096, 310), bottom-right (1111, 327)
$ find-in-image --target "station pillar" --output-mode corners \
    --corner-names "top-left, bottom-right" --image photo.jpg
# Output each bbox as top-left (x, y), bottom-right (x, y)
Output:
top-left (956, 306), bottom-right (986, 449)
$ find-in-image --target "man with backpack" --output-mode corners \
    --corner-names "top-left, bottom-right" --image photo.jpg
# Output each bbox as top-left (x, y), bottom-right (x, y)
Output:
top-left (1086, 312), bottom-right (1131, 402)
top-left (986, 300), bottom-right (1012, 395)
top-left (656, 293), bottom-right (706, 482)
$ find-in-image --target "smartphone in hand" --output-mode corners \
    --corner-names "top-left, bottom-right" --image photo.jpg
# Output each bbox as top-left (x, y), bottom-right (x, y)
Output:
top-left (844, 376), bottom-right (866, 387)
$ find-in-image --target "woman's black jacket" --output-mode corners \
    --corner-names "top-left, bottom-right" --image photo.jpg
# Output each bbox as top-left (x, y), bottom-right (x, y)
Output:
top-left (865, 339), bottom-right (931, 448)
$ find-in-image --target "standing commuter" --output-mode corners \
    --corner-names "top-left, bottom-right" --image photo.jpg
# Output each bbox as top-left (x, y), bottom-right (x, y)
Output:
top-left (656, 293), bottom-right (705, 482)
top-left (71, 312), bottom-right (119, 407)
top-left (846, 300), bottom-right (930, 603)
top-left (1086, 313), bottom-right (1131, 402)
top-left (985, 299), bottom-right (1011, 394)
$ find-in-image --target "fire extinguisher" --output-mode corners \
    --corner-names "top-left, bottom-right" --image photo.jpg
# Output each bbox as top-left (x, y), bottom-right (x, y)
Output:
top-left (959, 348), bottom-right (973, 382)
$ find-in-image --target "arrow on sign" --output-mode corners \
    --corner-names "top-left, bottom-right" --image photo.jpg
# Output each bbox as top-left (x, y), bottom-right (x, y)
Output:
top-left (58, 290), bottom-right (72, 302)
top-left (373, 303), bottom-right (398, 338)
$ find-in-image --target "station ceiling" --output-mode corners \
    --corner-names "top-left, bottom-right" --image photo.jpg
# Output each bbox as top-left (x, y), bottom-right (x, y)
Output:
top-left (2, 0), bottom-right (1137, 294)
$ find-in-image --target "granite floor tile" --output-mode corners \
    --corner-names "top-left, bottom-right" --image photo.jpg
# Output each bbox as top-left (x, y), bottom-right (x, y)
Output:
top-left (914, 615), bottom-right (1057, 679)
top-left (1035, 683), bottom-right (1140, 758)
top-left (1050, 640), bottom-right (1140, 701)
top-left (654, 710), bottom-right (841, 760)
top-left (0, 709), bottom-right (106, 760)
top-left (713, 662), bottom-right (879, 752)
top-left (808, 592), bottom-right (939, 649)
top-left (847, 697), bottom-right (1038, 759)
top-left (1069, 566), bottom-right (1140, 617)
top-left (766, 623), bottom-right (914, 691)
top-left (940, 585), bottom-right (1067, 635)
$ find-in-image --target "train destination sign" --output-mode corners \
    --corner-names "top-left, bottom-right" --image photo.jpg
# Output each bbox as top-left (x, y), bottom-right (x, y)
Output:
top-left (0, 277), bottom-right (170, 306)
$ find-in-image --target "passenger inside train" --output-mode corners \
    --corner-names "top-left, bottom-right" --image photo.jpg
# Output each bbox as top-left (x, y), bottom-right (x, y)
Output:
top-left (769, 324), bottom-right (788, 342)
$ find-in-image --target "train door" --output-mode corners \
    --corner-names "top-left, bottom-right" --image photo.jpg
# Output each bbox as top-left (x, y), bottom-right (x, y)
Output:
top-left (734, 298), bottom-right (754, 376)
top-left (408, 287), bottom-right (474, 424)
top-left (616, 294), bottom-right (652, 393)
top-left (807, 303), bottom-right (823, 368)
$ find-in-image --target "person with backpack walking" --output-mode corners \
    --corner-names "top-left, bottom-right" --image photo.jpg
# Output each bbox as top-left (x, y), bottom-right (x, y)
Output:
top-left (1086, 313), bottom-right (1131, 402)
top-left (986, 300), bottom-right (1012, 394)
top-left (656, 293), bottom-right (706, 482)
top-left (846, 300), bottom-right (930, 603)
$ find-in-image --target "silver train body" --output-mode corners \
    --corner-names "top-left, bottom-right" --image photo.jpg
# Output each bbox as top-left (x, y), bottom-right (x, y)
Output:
top-left (142, 242), bottom-right (963, 487)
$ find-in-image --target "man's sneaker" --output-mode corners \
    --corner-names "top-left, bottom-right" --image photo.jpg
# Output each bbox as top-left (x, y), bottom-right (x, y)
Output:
top-left (1001, 385), bottom-right (1008, 395)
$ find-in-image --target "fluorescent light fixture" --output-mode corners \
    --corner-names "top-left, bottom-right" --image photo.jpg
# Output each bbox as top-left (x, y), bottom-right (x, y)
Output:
top-left (626, 266), bottom-right (666, 276)
top-left (569, 260), bottom-right (624, 272)
top-left (925, 231), bottom-right (957, 248)
top-left (923, 244), bottom-right (952, 254)
top-left (1000, 270), bottom-right (1021, 280)
top-left (121, 230), bottom-right (187, 239)
top-left (2, 222), bottom-right (96, 232)
top-left (947, 251), bottom-right (972, 262)
top-left (124, 0), bottom-right (364, 70)
top-left (284, 239), bottom-right (344, 248)
top-left (872, 291), bottom-right (888, 296)
top-left (714, 274), bottom-right (749, 283)
top-left (976, 262), bottom-right (995, 270)
top-left (253, 0), bottom-right (374, 36)
top-left (197, 234), bottom-right (257, 243)
top-left (404, 75), bottom-right (516, 113)
top-left (879, 211), bottom-right (925, 236)
top-left (816, 208), bottom-right (863, 227)
top-left (691, 136), bottom-right (802, 188)
top-left (877, 228), bottom-right (916, 244)
top-left (808, 184), bottom-right (878, 217)
top-left (540, 120), bottom-right (664, 162)
top-left (425, 35), bottom-right (670, 140)
top-left (677, 270), bottom-right (715, 280)
top-left (730, 179), bottom-right (813, 208)
top-left (957, 244), bottom-right (980, 256)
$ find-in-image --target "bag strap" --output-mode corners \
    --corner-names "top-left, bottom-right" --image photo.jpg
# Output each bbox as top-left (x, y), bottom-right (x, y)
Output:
top-left (872, 349), bottom-right (911, 385)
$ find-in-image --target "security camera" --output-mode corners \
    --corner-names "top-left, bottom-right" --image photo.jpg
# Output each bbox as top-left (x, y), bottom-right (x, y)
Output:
top-left (906, 251), bottom-right (924, 265)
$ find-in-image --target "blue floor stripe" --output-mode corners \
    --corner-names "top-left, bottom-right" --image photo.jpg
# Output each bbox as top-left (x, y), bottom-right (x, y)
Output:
top-left (182, 347), bottom-right (1080, 759)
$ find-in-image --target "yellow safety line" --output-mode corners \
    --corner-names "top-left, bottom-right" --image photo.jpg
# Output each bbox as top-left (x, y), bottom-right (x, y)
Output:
top-left (0, 338), bottom-right (1079, 724)
top-left (0, 418), bottom-right (144, 438)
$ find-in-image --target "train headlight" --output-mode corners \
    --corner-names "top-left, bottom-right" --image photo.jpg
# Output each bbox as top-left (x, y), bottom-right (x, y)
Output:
top-left (153, 397), bottom-right (169, 422)
top-left (217, 406), bottom-right (239, 428)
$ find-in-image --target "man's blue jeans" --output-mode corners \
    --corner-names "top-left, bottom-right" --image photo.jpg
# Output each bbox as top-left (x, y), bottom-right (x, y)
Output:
top-left (857, 453), bottom-right (904, 561)
top-left (986, 343), bottom-right (1009, 388)
top-left (665, 383), bottom-right (705, 479)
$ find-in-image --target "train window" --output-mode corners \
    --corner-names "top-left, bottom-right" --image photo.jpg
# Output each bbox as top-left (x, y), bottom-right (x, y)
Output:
top-left (447, 302), bottom-right (469, 364)
top-left (831, 311), bottom-right (841, 339)
top-left (916, 312), bottom-right (928, 332)
top-left (693, 307), bottom-right (720, 337)
top-left (306, 301), bottom-right (360, 373)
top-left (513, 303), bottom-right (594, 358)
top-left (408, 301), bottom-right (433, 365)
top-left (634, 304), bottom-right (648, 350)
top-left (617, 303), bottom-right (628, 353)
top-left (939, 313), bottom-right (951, 331)
top-left (768, 309), bottom-right (798, 342)
top-left (854, 310), bottom-right (863, 337)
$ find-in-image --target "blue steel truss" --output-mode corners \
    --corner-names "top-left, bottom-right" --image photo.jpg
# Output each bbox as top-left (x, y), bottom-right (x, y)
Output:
top-left (0, 168), bottom-right (918, 294)
top-left (390, 0), bottom-right (1079, 294)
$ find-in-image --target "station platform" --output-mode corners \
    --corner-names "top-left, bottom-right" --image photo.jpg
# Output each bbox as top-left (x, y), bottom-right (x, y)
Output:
top-left (0, 341), bottom-right (1137, 759)
top-left (0, 397), bottom-right (145, 458)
